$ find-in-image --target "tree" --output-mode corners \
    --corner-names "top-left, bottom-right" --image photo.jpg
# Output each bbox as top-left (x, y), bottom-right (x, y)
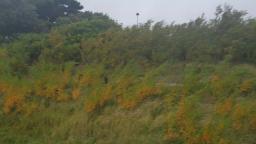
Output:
top-left (0, 0), bottom-right (84, 36)
top-left (0, 0), bottom-right (41, 36)
top-left (33, 0), bottom-right (83, 22)
top-left (212, 5), bottom-right (247, 35)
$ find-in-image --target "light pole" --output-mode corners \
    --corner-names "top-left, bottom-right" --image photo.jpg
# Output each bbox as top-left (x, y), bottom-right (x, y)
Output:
top-left (136, 13), bottom-right (140, 27)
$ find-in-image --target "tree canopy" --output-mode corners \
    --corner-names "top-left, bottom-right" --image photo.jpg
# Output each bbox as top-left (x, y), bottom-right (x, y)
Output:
top-left (33, 0), bottom-right (83, 22)
top-left (0, 0), bottom-right (41, 36)
top-left (0, 0), bottom-right (84, 36)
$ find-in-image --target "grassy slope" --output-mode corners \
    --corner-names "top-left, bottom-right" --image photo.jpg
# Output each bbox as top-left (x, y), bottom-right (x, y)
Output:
top-left (0, 63), bottom-right (255, 144)
top-left (0, 4), bottom-right (256, 144)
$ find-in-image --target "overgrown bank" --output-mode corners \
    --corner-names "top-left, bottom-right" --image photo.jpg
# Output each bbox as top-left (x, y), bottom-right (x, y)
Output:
top-left (0, 5), bottom-right (256, 144)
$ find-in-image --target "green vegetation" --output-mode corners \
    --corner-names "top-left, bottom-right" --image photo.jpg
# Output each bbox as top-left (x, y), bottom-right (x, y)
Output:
top-left (0, 2), bottom-right (256, 144)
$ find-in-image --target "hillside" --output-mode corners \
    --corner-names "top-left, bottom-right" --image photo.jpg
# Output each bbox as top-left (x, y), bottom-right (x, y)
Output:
top-left (0, 3), bottom-right (256, 144)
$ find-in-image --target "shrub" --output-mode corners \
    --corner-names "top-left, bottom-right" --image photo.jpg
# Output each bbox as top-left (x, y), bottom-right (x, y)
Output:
top-left (239, 80), bottom-right (253, 94)
top-left (249, 117), bottom-right (256, 131)
top-left (137, 86), bottom-right (161, 101)
top-left (216, 98), bottom-right (233, 116)
top-left (71, 86), bottom-right (81, 100)
top-left (3, 93), bottom-right (25, 114)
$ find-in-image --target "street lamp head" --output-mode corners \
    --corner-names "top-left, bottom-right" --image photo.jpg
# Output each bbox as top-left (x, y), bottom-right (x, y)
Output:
top-left (136, 13), bottom-right (140, 27)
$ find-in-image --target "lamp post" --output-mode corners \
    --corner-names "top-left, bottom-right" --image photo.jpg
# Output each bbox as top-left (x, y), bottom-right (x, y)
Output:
top-left (136, 13), bottom-right (140, 27)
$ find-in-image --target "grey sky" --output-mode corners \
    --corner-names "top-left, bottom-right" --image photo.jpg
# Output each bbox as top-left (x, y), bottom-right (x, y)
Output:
top-left (78, 0), bottom-right (256, 26)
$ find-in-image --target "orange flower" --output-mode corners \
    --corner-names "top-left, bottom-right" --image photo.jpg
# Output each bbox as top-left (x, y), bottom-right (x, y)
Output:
top-left (240, 80), bottom-right (253, 93)
top-left (72, 87), bottom-right (81, 100)
top-left (3, 94), bottom-right (25, 114)
top-left (249, 116), bottom-right (256, 130)
top-left (216, 98), bottom-right (233, 116)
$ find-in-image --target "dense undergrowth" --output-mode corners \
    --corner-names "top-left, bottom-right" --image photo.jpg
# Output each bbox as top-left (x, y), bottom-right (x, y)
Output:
top-left (0, 5), bottom-right (256, 144)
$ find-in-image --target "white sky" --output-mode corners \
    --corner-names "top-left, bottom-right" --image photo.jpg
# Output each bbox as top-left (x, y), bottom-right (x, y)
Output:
top-left (78, 0), bottom-right (256, 26)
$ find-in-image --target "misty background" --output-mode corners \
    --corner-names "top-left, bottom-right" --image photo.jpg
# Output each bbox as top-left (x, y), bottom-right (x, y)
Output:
top-left (78, 0), bottom-right (256, 26)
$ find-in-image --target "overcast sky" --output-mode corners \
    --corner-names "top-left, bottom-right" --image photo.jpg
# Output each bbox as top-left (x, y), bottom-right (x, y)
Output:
top-left (78, 0), bottom-right (256, 26)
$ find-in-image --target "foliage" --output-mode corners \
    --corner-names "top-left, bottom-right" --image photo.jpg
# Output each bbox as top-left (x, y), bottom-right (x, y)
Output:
top-left (0, 4), bottom-right (256, 144)
top-left (0, 0), bottom-right (113, 37)
top-left (0, 0), bottom-right (43, 36)
top-left (32, 0), bottom-right (83, 22)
